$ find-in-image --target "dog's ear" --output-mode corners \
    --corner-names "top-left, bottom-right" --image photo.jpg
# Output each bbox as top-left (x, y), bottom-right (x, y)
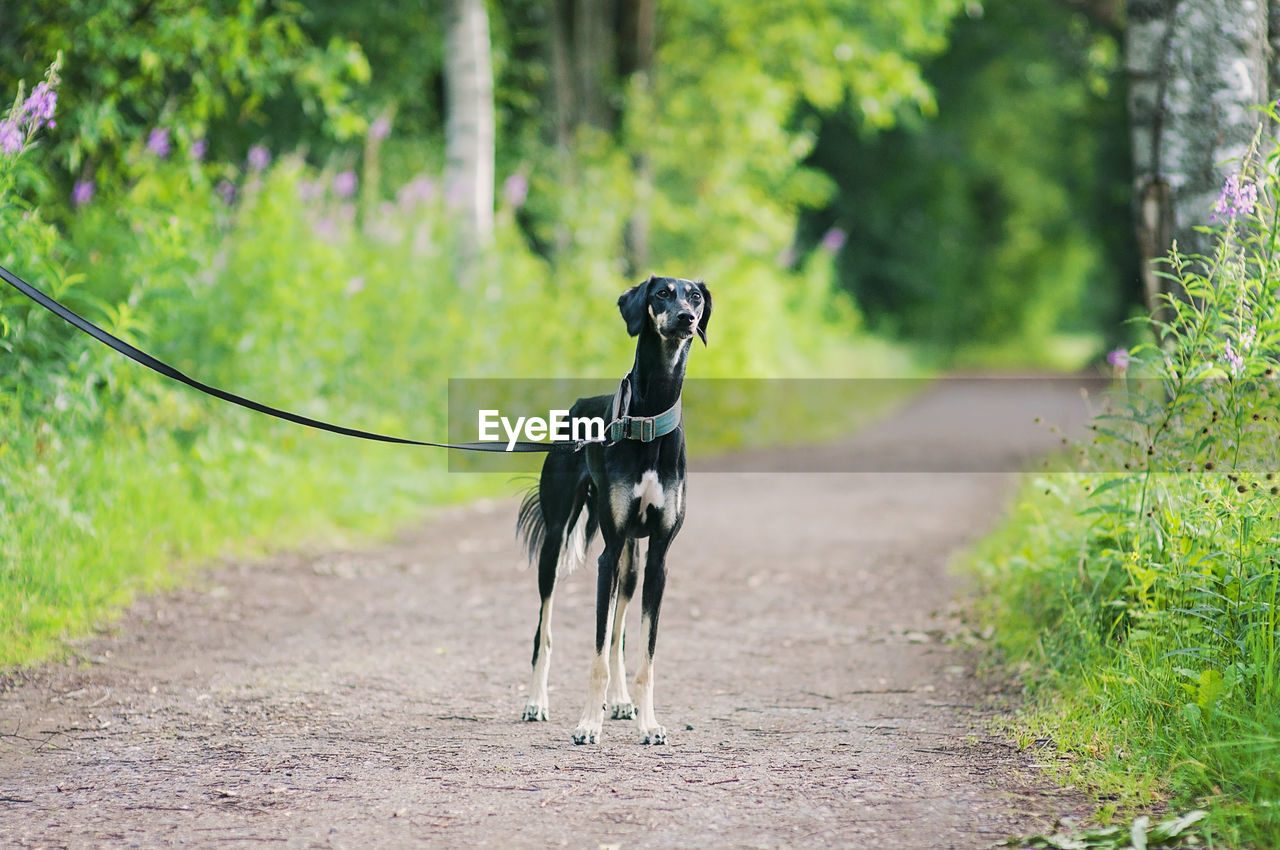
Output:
top-left (618, 275), bottom-right (654, 337)
top-left (695, 281), bottom-right (712, 345)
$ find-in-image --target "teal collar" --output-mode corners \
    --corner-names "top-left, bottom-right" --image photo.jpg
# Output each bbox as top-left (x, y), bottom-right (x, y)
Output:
top-left (606, 372), bottom-right (682, 443)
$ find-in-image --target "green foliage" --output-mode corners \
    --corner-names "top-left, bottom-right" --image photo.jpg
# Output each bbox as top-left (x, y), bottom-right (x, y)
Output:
top-left (802, 0), bottom-right (1137, 358)
top-left (639, 0), bottom-right (959, 278)
top-left (1, 0), bottom-right (370, 195)
top-left (299, 1), bottom-right (443, 140)
top-left (971, 123), bottom-right (1280, 847)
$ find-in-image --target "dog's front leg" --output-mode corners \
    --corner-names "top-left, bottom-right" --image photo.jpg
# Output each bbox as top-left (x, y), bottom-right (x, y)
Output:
top-left (572, 542), bottom-right (622, 744)
top-left (607, 539), bottom-right (638, 720)
top-left (635, 532), bottom-right (672, 744)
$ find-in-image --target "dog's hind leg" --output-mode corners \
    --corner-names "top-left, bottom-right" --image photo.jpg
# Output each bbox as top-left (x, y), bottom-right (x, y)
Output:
top-left (607, 539), bottom-right (638, 720)
top-left (634, 532), bottom-right (673, 744)
top-left (522, 531), bottom-right (560, 722)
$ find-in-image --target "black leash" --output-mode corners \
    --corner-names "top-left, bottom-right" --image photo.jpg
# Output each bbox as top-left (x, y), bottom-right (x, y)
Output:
top-left (0, 263), bottom-right (558, 453)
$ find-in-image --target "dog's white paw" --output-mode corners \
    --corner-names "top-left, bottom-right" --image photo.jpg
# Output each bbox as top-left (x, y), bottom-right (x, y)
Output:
top-left (521, 704), bottom-right (548, 722)
top-left (572, 722), bottom-right (601, 745)
top-left (610, 702), bottom-right (636, 720)
top-left (640, 725), bottom-right (667, 745)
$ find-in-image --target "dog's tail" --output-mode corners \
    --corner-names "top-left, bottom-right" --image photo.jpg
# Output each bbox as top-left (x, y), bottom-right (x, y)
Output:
top-left (516, 483), bottom-right (546, 566)
top-left (558, 493), bottom-right (595, 575)
top-left (516, 482), bottom-right (597, 575)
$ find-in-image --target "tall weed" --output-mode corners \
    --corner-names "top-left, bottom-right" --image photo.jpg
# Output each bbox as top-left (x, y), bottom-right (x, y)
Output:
top-left (973, 116), bottom-right (1280, 846)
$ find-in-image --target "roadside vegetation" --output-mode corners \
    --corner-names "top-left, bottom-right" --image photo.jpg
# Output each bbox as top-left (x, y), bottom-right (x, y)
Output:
top-left (972, 122), bottom-right (1280, 847)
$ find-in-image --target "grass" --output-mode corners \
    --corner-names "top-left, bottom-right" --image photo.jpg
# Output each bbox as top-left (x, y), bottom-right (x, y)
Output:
top-left (0, 403), bottom-right (500, 667)
top-left (969, 472), bottom-right (1280, 848)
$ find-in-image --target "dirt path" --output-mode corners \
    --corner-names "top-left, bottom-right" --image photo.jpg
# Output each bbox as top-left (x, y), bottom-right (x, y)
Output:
top-left (0, 378), bottom-right (1098, 849)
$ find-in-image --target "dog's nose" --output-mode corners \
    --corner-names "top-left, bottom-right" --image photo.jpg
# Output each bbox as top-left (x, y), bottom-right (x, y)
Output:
top-left (677, 311), bottom-right (696, 327)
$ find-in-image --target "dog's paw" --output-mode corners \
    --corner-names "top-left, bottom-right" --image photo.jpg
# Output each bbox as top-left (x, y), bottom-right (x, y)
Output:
top-left (571, 723), bottom-right (601, 745)
top-left (521, 704), bottom-right (548, 722)
top-left (640, 725), bottom-right (667, 745)
top-left (609, 702), bottom-right (636, 720)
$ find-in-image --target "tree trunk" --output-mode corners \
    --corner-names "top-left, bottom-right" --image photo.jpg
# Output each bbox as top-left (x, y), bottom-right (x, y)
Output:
top-left (444, 0), bottom-right (495, 282)
top-left (1126, 0), bottom-right (1269, 319)
top-left (550, 0), bottom-right (577, 154)
top-left (620, 0), bottom-right (655, 274)
top-left (573, 0), bottom-right (616, 130)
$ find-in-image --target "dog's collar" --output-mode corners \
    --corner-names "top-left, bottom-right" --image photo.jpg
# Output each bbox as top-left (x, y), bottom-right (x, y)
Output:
top-left (605, 372), bottom-right (682, 444)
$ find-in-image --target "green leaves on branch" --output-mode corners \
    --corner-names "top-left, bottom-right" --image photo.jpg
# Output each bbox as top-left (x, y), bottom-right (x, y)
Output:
top-left (3, 0), bottom-right (370, 191)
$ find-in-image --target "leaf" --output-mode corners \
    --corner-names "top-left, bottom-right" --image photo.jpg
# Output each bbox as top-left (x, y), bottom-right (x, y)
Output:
top-left (1196, 668), bottom-right (1224, 709)
top-left (1148, 809), bottom-right (1208, 843)
top-left (1130, 814), bottom-right (1149, 850)
top-left (1079, 503), bottom-right (1131, 517)
top-left (1088, 477), bottom-right (1136, 498)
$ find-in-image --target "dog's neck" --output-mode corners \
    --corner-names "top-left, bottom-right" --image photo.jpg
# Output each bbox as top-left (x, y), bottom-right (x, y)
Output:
top-left (627, 326), bottom-right (691, 416)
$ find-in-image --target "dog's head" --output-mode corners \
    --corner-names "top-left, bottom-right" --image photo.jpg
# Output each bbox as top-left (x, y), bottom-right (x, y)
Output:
top-left (617, 275), bottom-right (712, 344)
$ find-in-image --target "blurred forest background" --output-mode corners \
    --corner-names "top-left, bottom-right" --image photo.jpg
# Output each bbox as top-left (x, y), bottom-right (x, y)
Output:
top-left (1, 0), bottom-right (1141, 366)
top-left (0, 0), bottom-right (1143, 664)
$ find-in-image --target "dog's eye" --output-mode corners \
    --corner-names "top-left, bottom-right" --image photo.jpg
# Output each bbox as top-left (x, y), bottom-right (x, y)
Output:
top-left (656, 289), bottom-right (670, 299)
top-left (688, 291), bottom-right (701, 303)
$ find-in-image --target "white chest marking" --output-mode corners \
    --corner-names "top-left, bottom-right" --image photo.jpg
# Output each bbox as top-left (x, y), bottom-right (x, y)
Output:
top-left (633, 471), bottom-right (664, 515)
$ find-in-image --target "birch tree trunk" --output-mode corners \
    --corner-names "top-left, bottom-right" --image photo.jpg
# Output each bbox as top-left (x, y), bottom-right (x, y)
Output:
top-left (1126, 0), bottom-right (1269, 318)
top-left (444, 0), bottom-right (495, 283)
top-left (620, 0), bottom-right (655, 274)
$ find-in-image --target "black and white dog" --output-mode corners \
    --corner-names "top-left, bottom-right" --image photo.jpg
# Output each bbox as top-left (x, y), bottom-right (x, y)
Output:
top-left (517, 275), bottom-right (711, 744)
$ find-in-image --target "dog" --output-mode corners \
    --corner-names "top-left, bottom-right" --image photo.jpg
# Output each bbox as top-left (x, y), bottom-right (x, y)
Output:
top-left (516, 275), bottom-right (711, 744)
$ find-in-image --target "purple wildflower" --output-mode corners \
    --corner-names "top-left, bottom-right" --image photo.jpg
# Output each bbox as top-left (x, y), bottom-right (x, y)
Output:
top-left (296, 179), bottom-right (324, 203)
top-left (247, 144), bottom-right (270, 172)
top-left (147, 126), bottom-right (170, 158)
top-left (369, 114), bottom-right (392, 141)
top-left (396, 174), bottom-right (436, 209)
top-left (1, 64), bottom-right (60, 157)
top-left (821, 227), bottom-right (847, 253)
top-left (503, 173), bottom-right (529, 208)
top-left (21, 81), bottom-right (57, 129)
top-left (191, 138), bottom-right (208, 161)
top-left (1224, 340), bottom-right (1244, 375)
top-left (344, 276), bottom-right (365, 296)
top-left (0, 120), bottom-right (21, 155)
top-left (333, 170), bottom-right (358, 199)
top-left (216, 179), bottom-right (237, 206)
top-left (72, 179), bottom-right (95, 207)
top-left (313, 216), bottom-right (339, 241)
top-left (1106, 348), bottom-right (1130, 372)
top-left (1211, 174), bottom-right (1258, 222)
